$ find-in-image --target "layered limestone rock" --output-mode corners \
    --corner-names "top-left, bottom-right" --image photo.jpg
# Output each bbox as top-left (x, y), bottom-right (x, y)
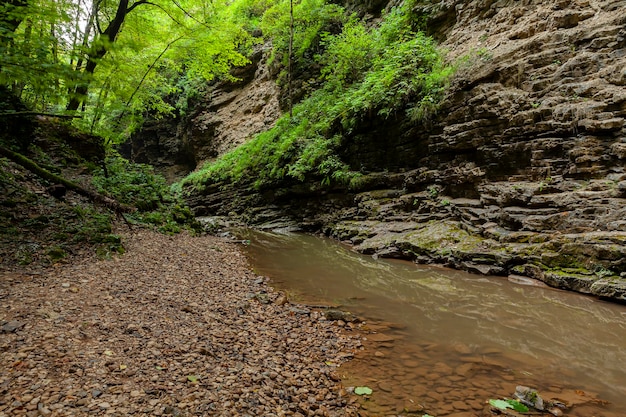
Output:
top-left (187, 0), bottom-right (626, 301)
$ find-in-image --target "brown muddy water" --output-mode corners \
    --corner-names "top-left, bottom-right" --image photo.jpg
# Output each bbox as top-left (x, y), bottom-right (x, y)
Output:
top-left (241, 230), bottom-right (626, 417)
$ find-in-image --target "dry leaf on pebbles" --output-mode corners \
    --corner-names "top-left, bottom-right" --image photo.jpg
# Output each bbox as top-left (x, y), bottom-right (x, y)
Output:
top-left (0, 230), bottom-right (360, 416)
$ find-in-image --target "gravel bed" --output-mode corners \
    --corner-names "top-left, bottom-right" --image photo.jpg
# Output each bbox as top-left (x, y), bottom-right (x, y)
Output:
top-left (0, 230), bottom-right (360, 416)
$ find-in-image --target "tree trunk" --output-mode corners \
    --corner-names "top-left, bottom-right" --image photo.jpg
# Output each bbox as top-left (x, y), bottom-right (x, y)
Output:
top-left (11, 17), bottom-right (32, 97)
top-left (66, 0), bottom-right (130, 111)
top-left (0, 0), bottom-right (28, 48)
top-left (288, 0), bottom-right (294, 118)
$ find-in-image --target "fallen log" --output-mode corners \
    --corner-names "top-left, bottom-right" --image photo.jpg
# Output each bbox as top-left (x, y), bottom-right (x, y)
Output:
top-left (0, 145), bottom-right (135, 214)
top-left (0, 111), bottom-right (81, 119)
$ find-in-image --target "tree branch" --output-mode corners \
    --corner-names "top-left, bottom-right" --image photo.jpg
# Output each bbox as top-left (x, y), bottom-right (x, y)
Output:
top-left (127, 0), bottom-right (153, 13)
top-left (171, 0), bottom-right (210, 28)
top-left (117, 34), bottom-right (184, 122)
top-left (0, 111), bottom-right (81, 119)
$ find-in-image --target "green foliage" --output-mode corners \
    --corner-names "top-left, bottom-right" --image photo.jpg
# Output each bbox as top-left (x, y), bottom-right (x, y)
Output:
top-left (261, 0), bottom-right (345, 67)
top-left (0, 0), bottom-right (81, 111)
top-left (68, 205), bottom-right (114, 243)
top-left (489, 399), bottom-right (529, 413)
top-left (92, 156), bottom-right (199, 233)
top-left (2, 0), bottom-right (257, 144)
top-left (318, 18), bottom-right (380, 89)
top-left (181, 1), bottom-right (453, 192)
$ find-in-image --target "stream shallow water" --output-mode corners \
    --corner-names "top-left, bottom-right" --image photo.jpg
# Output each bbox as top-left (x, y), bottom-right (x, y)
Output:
top-left (240, 230), bottom-right (626, 416)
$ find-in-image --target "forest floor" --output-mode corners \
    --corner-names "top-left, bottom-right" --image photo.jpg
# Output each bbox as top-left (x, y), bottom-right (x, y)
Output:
top-left (0, 229), bottom-right (361, 417)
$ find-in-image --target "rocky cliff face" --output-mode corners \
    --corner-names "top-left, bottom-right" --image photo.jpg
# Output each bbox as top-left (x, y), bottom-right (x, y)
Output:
top-left (189, 0), bottom-right (626, 301)
top-left (121, 43), bottom-right (281, 182)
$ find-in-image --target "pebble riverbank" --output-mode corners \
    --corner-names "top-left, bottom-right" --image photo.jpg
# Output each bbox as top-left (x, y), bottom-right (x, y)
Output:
top-left (0, 230), bottom-right (361, 416)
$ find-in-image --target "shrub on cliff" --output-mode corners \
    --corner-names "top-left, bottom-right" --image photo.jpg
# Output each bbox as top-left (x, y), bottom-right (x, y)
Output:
top-left (181, 0), bottom-right (453, 192)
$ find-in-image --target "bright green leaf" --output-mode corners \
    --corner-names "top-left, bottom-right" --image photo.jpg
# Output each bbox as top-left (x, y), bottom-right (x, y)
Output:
top-left (505, 399), bottom-right (530, 412)
top-left (187, 375), bottom-right (199, 382)
top-left (354, 386), bottom-right (373, 395)
top-left (489, 399), bottom-right (514, 410)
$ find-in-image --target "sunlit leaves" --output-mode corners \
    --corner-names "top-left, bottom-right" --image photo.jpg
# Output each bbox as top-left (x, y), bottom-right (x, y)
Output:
top-left (261, 0), bottom-right (344, 66)
top-left (489, 398), bottom-right (530, 412)
top-left (1, 0), bottom-right (257, 142)
top-left (0, 0), bottom-right (80, 110)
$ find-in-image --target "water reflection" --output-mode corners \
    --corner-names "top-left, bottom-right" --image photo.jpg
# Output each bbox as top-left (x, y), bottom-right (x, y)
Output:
top-left (241, 230), bottom-right (626, 413)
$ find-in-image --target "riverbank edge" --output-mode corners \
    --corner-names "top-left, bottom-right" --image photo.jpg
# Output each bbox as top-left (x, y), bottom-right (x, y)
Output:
top-left (198, 206), bottom-right (626, 305)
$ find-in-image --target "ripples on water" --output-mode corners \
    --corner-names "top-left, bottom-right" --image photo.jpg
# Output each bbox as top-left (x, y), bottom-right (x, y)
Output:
top-left (242, 230), bottom-right (626, 416)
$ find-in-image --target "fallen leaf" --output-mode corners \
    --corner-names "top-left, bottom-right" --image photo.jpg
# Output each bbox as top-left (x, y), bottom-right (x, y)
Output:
top-left (119, 364), bottom-right (127, 370)
top-left (354, 386), bottom-right (373, 396)
top-left (187, 375), bottom-right (199, 382)
top-left (489, 399), bottom-right (513, 410)
top-left (103, 350), bottom-right (113, 356)
top-left (505, 399), bottom-right (529, 412)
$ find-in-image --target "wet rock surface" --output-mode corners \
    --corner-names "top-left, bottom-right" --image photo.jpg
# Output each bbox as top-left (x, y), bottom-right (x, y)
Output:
top-left (0, 230), bottom-right (359, 416)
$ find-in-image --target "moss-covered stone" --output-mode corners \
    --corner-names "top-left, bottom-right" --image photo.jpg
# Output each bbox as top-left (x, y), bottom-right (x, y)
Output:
top-left (46, 246), bottom-right (67, 262)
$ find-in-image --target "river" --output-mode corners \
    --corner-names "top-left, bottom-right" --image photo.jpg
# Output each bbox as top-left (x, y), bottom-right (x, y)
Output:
top-left (241, 230), bottom-right (626, 417)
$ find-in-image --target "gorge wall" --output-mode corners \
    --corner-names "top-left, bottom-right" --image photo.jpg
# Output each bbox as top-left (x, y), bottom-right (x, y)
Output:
top-left (121, 43), bottom-right (282, 183)
top-left (159, 0), bottom-right (626, 301)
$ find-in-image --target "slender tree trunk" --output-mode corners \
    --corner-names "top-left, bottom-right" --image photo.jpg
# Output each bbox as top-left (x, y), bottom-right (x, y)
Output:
top-left (117, 35), bottom-right (183, 122)
top-left (67, 0), bottom-right (132, 111)
top-left (11, 17), bottom-right (32, 97)
top-left (90, 75), bottom-right (111, 133)
top-left (288, 0), bottom-right (294, 118)
top-left (69, 0), bottom-right (83, 68)
top-left (74, 0), bottom-right (95, 72)
top-left (0, 0), bottom-right (28, 48)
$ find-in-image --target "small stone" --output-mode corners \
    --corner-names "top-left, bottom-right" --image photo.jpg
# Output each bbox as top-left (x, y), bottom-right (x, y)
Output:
top-left (163, 406), bottom-right (180, 415)
top-left (548, 407), bottom-right (563, 417)
top-left (452, 400), bottom-right (470, 411)
top-left (99, 402), bottom-right (111, 409)
top-left (1, 321), bottom-right (25, 333)
top-left (377, 382), bottom-right (393, 393)
top-left (275, 294), bottom-right (288, 306)
top-left (38, 406), bottom-right (52, 415)
top-left (75, 398), bottom-right (89, 406)
top-left (61, 283), bottom-right (70, 288)
top-left (91, 390), bottom-right (103, 398)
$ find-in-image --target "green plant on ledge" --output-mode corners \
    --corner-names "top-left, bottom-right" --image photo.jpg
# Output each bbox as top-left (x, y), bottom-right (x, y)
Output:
top-left (179, 0), bottom-right (454, 193)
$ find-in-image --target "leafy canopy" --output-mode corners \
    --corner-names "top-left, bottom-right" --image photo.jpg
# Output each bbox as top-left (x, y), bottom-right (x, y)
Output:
top-left (1, 0), bottom-right (257, 143)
